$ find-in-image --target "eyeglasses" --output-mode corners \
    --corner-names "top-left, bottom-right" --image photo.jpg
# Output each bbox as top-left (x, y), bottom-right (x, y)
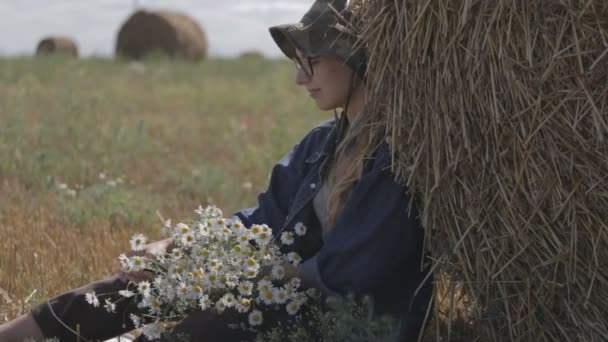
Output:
top-left (292, 56), bottom-right (314, 77)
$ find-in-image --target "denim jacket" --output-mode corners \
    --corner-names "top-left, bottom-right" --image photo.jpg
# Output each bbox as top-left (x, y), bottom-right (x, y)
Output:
top-left (234, 119), bottom-right (432, 340)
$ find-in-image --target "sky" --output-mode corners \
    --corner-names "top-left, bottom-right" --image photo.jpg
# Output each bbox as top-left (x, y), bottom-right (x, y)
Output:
top-left (0, 0), bottom-right (311, 58)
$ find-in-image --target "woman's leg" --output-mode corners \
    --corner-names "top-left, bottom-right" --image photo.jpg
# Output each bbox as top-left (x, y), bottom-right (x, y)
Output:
top-left (28, 273), bottom-right (139, 342)
top-left (0, 313), bottom-right (44, 342)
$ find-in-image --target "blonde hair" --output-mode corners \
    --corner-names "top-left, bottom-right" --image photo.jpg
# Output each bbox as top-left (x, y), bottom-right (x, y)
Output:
top-left (326, 112), bottom-right (380, 225)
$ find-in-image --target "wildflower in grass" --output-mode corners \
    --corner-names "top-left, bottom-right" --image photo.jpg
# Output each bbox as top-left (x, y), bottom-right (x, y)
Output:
top-left (248, 310), bottom-right (263, 326)
top-left (130, 233), bottom-right (147, 251)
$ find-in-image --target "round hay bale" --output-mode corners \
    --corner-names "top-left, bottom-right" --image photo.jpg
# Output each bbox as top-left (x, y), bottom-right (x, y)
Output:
top-left (239, 50), bottom-right (265, 59)
top-left (348, 0), bottom-right (608, 340)
top-left (35, 36), bottom-right (78, 57)
top-left (115, 9), bottom-right (208, 62)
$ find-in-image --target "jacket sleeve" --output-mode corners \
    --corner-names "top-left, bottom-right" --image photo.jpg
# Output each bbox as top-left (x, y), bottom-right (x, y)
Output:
top-left (299, 155), bottom-right (425, 296)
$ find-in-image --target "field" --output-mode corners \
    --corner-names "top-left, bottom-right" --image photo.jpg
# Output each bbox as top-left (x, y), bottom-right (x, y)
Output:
top-left (0, 56), bottom-right (325, 321)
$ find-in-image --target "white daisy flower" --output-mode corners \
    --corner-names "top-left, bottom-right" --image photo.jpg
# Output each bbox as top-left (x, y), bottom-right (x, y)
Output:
top-left (118, 253), bottom-right (130, 269)
top-left (176, 282), bottom-right (191, 300)
top-left (245, 267), bottom-right (259, 278)
top-left (236, 297), bottom-right (252, 313)
top-left (250, 224), bottom-right (263, 235)
top-left (129, 234), bottom-right (147, 251)
top-left (280, 231), bottom-right (295, 245)
top-left (180, 231), bottom-right (196, 246)
top-left (215, 299), bottom-right (227, 313)
top-left (130, 314), bottom-right (141, 328)
top-left (170, 248), bottom-right (183, 260)
top-left (255, 231), bottom-right (272, 246)
top-left (294, 222), bottom-right (307, 236)
top-left (259, 288), bottom-right (275, 305)
top-left (289, 277), bottom-right (302, 289)
top-left (128, 256), bottom-right (146, 272)
top-left (286, 301), bottom-right (301, 315)
top-left (103, 298), bottom-right (115, 313)
top-left (220, 293), bottom-right (236, 308)
top-left (274, 287), bottom-right (289, 304)
top-left (248, 310), bottom-right (263, 326)
top-left (142, 322), bottom-right (162, 340)
top-left (287, 252), bottom-right (302, 266)
top-left (145, 296), bottom-right (162, 315)
top-left (118, 289), bottom-right (135, 298)
top-left (271, 265), bottom-right (286, 280)
top-left (257, 279), bottom-right (272, 292)
top-left (199, 295), bottom-right (211, 310)
top-left (174, 223), bottom-right (190, 237)
top-left (245, 257), bottom-right (259, 270)
top-left (85, 292), bottom-right (100, 307)
top-left (138, 281), bottom-right (152, 297)
top-left (238, 281), bottom-right (253, 296)
top-left (196, 222), bottom-right (210, 236)
top-left (208, 258), bottom-right (223, 271)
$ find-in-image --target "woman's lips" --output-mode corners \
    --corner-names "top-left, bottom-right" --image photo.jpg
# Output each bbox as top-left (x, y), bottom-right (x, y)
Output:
top-left (308, 89), bottom-right (320, 97)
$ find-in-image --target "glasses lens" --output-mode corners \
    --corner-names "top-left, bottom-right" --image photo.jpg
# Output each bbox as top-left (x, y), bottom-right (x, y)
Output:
top-left (292, 56), bottom-right (313, 77)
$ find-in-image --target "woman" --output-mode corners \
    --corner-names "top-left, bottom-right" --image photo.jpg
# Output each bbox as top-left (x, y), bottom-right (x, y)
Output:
top-left (0, 0), bottom-right (432, 341)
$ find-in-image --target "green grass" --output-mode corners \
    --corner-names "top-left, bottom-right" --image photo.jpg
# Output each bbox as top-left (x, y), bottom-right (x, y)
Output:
top-left (0, 56), bottom-right (324, 221)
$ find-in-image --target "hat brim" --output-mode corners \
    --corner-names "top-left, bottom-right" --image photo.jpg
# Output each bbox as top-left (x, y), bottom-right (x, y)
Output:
top-left (269, 23), bottom-right (312, 60)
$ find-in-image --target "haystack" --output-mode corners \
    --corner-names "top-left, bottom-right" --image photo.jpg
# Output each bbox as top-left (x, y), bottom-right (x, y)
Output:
top-left (239, 50), bottom-right (265, 59)
top-left (35, 36), bottom-right (78, 57)
top-left (115, 9), bottom-right (208, 62)
top-left (347, 0), bottom-right (608, 340)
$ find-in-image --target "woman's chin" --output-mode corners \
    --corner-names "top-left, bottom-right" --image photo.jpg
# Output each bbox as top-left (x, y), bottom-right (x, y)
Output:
top-left (315, 100), bottom-right (335, 111)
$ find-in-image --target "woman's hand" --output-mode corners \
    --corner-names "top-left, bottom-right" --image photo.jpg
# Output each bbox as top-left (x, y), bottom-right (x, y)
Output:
top-left (123, 237), bottom-right (176, 283)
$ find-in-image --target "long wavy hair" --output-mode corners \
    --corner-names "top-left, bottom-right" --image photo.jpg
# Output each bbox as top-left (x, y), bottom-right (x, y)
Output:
top-left (326, 91), bottom-right (382, 225)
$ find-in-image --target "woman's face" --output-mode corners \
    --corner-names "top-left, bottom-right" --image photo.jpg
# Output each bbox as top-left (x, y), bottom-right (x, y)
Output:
top-left (294, 50), bottom-right (355, 111)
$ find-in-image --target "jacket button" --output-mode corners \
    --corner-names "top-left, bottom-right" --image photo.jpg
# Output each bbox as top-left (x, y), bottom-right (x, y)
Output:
top-left (310, 183), bottom-right (316, 189)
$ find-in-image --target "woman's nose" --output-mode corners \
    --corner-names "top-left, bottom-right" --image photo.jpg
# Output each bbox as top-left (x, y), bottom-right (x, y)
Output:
top-left (295, 68), bottom-right (309, 85)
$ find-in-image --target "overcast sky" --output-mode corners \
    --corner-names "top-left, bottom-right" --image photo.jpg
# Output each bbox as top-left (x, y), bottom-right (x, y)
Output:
top-left (0, 0), bottom-right (310, 58)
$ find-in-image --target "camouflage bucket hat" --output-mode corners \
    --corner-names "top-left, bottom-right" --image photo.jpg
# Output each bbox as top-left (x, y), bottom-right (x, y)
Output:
top-left (269, 0), bottom-right (366, 77)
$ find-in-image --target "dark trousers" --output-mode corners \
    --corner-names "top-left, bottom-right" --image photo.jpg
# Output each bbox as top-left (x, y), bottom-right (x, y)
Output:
top-left (30, 274), bottom-right (260, 342)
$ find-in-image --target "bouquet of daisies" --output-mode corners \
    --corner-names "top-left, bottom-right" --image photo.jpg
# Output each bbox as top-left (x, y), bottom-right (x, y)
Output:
top-left (86, 205), bottom-right (313, 340)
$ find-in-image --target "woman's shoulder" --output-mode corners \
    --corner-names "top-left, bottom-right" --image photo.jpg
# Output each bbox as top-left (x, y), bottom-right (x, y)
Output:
top-left (296, 119), bottom-right (336, 148)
